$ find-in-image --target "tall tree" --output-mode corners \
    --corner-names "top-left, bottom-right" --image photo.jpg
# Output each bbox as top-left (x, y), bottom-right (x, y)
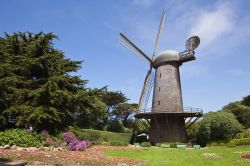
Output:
top-left (222, 102), bottom-right (250, 129)
top-left (242, 95), bottom-right (250, 107)
top-left (99, 88), bottom-right (128, 130)
top-left (112, 103), bottom-right (138, 127)
top-left (0, 32), bottom-right (105, 131)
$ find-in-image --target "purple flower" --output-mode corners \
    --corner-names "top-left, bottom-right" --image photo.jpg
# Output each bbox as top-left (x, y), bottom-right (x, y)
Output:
top-left (69, 139), bottom-right (79, 151)
top-left (62, 131), bottom-right (91, 151)
top-left (69, 140), bottom-right (90, 151)
top-left (62, 131), bottom-right (77, 144)
top-left (76, 140), bottom-right (87, 151)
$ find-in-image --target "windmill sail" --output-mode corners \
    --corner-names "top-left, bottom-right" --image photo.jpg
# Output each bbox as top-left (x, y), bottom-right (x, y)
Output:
top-left (152, 10), bottom-right (166, 58)
top-left (138, 69), bottom-right (155, 112)
top-left (120, 33), bottom-right (152, 64)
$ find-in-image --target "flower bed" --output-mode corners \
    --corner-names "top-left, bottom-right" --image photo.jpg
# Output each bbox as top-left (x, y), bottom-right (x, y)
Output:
top-left (241, 154), bottom-right (250, 159)
top-left (62, 131), bottom-right (90, 151)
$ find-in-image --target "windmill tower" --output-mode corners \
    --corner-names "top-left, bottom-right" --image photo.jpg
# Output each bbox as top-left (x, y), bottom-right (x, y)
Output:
top-left (120, 11), bottom-right (203, 144)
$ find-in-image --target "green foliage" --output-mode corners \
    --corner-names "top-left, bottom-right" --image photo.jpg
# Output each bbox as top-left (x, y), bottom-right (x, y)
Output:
top-left (186, 122), bottom-right (200, 143)
top-left (155, 143), bottom-right (171, 148)
top-left (197, 112), bottom-right (242, 146)
top-left (140, 141), bottom-right (151, 147)
top-left (234, 128), bottom-right (250, 138)
top-left (69, 127), bottom-right (132, 144)
top-left (100, 141), bottom-right (129, 146)
top-left (74, 89), bottom-right (106, 129)
top-left (0, 129), bottom-right (44, 147)
top-left (0, 116), bottom-right (6, 129)
top-left (155, 142), bottom-right (185, 148)
top-left (222, 102), bottom-right (250, 129)
top-left (134, 120), bottom-right (148, 134)
top-left (0, 32), bottom-right (107, 131)
top-left (207, 140), bottom-right (229, 147)
top-left (227, 138), bottom-right (250, 147)
top-left (155, 143), bottom-right (161, 147)
top-left (227, 139), bottom-right (238, 147)
top-left (99, 88), bottom-right (137, 132)
top-left (111, 103), bottom-right (138, 128)
top-left (107, 120), bottom-right (125, 133)
top-left (242, 95), bottom-right (250, 106)
top-left (170, 143), bottom-right (179, 148)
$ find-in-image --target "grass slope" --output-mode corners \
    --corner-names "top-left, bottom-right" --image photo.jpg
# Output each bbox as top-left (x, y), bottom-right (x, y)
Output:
top-left (106, 146), bottom-right (250, 166)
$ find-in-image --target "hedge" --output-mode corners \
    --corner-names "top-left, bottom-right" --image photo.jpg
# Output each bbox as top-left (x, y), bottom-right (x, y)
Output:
top-left (227, 138), bottom-right (250, 147)
top-left (207, 140), bottom-right (229, 147)
top-left (69, 127), bottom-right (132, 144)
top-left (100, 141), bottom-right (129, 146)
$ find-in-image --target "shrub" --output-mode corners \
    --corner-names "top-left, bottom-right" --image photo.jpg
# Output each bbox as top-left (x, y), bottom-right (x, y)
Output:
top-left (235, 128), bottom-right (250, 139)
top-left (186, 122), bottom-right (200, 143)
top-left (0, 129), bottom-right (44, 147)
top-left (155, 142), bottom-right (185, 148)
top-left (197, 112), bottom-right (242, 146)
top-left (168, 142), bottom-right (185, 148)
top-left (69, 127), bottom-right (131, 144)
top-left (170, 143), bottom-right (177, 148)
top-left (227, 138), bottom-right (250, 147)
top-left (110, 141), bottom-right (128, 146)
top-left (41, 130), bottom-right (63, 147)
top-left (141, 142), bottom-right (151, 147)
top-left (207, 140), bottom-right (229, 147)
top-left (107, 120), bottom-right (124, 133)
top-left (227, 139), bottom-right (238, 147)
top-left (156, 143), bottom-right (161, 147)
top-left (237, 138), bottom-right (250, 146)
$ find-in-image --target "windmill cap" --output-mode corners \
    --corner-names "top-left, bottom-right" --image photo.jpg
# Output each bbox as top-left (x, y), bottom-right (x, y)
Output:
top-left (152, 50), bottom-right (179, 67)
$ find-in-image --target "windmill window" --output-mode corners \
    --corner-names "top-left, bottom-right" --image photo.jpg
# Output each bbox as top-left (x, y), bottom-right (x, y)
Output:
top-left (159, 73), bottom-right (161, 78)
top-left (159, 87), bottom-right (161, 92)
top-left (158, 101), bottom-right (160, 105)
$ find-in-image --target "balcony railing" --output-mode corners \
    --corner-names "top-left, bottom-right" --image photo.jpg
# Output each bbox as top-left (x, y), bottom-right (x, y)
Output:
top-left (139, 107), bottom-right (203, 115)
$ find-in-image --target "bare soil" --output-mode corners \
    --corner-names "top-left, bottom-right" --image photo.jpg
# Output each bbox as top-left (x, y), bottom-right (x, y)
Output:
top-left (0, 145), bottom-right (145, 166)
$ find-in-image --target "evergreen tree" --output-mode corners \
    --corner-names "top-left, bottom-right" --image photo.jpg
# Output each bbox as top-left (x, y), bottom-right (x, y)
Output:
top-left (0, 32), bottom-right (105, 131)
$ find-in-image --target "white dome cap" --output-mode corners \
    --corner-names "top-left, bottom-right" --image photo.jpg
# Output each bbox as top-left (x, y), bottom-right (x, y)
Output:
top-left (152, 50), bottom-right (179, 67)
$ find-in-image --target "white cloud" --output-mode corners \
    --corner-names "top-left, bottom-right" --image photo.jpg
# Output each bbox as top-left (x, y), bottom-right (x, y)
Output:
top-left (189, 2), bottom-right (234, 48)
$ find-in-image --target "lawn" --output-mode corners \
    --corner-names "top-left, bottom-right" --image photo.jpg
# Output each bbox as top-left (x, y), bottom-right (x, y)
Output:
top-left (106, 146), bottom-right (250, 166)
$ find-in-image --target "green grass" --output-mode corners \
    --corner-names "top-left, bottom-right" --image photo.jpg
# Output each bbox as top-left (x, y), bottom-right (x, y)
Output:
top-left (106, 146), bottom-right (250, 166)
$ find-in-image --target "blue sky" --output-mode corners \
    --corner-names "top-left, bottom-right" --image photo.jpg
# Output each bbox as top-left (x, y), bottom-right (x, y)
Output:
top-left (1, 0), bottom-right (250, 112)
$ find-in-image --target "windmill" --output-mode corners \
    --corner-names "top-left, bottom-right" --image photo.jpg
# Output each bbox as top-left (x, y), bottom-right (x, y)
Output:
top-left (120, 11), bottom-right (203, 144)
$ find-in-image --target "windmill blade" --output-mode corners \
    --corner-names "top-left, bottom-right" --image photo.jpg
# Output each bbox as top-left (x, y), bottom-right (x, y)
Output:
top-left (138, 68), bottom-right (155, 112)
top-left (120, 33), bottom-right (152, 64)
top-left (152, 10), bottom-right (166, 58)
